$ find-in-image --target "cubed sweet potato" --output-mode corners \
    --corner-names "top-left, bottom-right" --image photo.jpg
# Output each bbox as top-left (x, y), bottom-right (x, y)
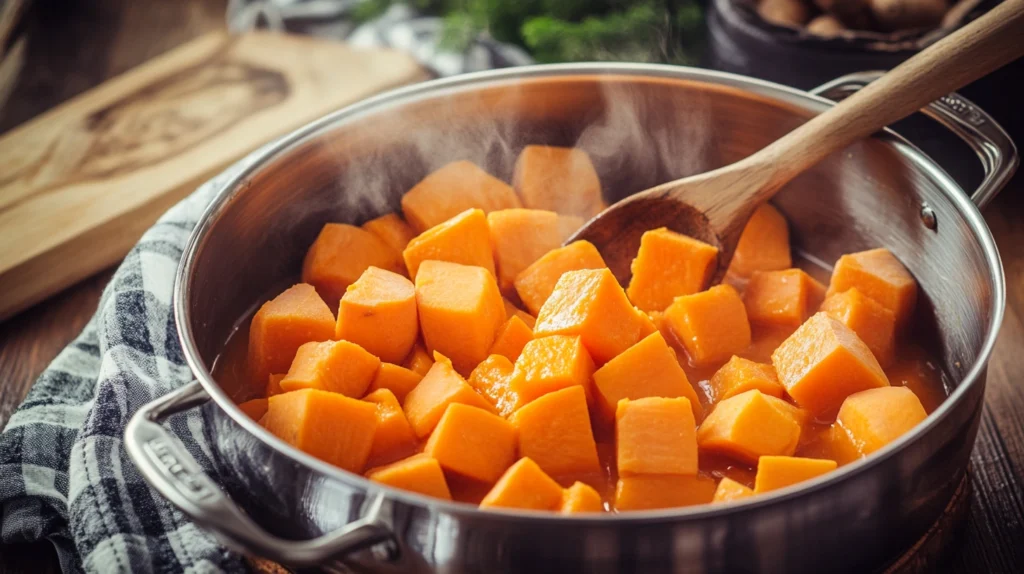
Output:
top-left (514, 240), bottom-right (607, 316)
top-left (503, 297), bottom-right (537, 328)
top-left (262, 389), bottom-right (378, 473)
top-left (511, 386), bottom-right (600, 479)
top-left (363, 389), bottom-right (418, 466)
top-left (696, 390), bottom-right (802, 464)
top-left (614, 474), bottom-right (717, 511)
top-left (401, 160), bottom-right (522, 233)
top-left (711, 477), bottom-right (754, 504)
top-left (616, 397), bottom-right (698, 476)
top-left (403, 342), bottom-right (434, 376)
top-left (743, 269), bottom-right (826, 327)
top-left (415, 260), bottom-right (505, 375)
top-left (238, 398), bottom-right (268, 421)
top-left (362, 213), bottom-right (416, 255)
top-left (336, 267), bottom-right (418, 364)
top-left (489, 315), bottom-right (534, 362)
top-left (248, 283), bottom-right (335, 388)
top-left (534, 268), bottom-right (651, 364)
top-left (367, 454), bottom-right (452, 500)
top-left (366, 363), bottom-right (423, 404)
top-left (560, 481), bottom-right (604, 513)
top-left (488, 209), bottom-right (565, 291)
top-left (592, 332), bottom-right (702, 422)
top-left (403, 359), bottom-right (492, 438)
top-left (479, 457), bottom-right (564, 511)
top-left (509, 335), bottom-right (595, 407)
top-left (772, 312), bottom-right (889, 416)
top-left (468, 354), bottom-right (519, 417)
top-left (836, 386), bottom-right (927, 456)
top-left (827, 248), bottom-right (917, 330)
top-left (709, 356), bottom-right (785, 403)
top-left (513, 145), bottom-right (605, 219)
top-left (266, 374), bottom-right (285, 398)
top-left (424, 403), bottom-right (517, 483)
top-left (753, 456), bottom-right (837, 493)
top-left (302, 223), bottom-right (404, 308)
top-left (627, 228), bottom-right (719, 313)
top-left (664, 284), bottom-right (751, 367)
top-left (402, 208), bottom-right (495, 280)
top-left (821, 287), bottom-right (896, 369)
top-left (726, 204), bottom-right (791, 280)
top-left (279, 340), bottom-right (381, 397)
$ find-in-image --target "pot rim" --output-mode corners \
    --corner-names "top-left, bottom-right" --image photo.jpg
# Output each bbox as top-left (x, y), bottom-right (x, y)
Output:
top-left (174, 62), bottom-right (1006, 524)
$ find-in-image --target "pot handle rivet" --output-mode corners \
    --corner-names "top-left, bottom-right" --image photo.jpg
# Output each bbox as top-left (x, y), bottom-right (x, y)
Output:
top-left (920, 204), bottom-right (938, 231)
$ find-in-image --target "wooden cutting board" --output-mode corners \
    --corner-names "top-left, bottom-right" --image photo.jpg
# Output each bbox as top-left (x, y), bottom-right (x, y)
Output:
top-left (0, 31), bottom-right (428, 321)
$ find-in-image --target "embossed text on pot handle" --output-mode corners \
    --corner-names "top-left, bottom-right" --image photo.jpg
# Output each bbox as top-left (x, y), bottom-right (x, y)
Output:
top-left (811, 71), bottom-right (1019, 209)
top-left (125, 381), bottom-right (395, 566)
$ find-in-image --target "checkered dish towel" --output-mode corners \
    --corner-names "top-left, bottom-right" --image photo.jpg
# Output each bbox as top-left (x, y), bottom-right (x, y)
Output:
top-left (0, 3), bottom-right (530, 573)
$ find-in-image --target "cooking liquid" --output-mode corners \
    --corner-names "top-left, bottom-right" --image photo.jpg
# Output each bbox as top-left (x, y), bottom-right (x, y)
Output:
top-left (212, 253), bottom-right (950, 509)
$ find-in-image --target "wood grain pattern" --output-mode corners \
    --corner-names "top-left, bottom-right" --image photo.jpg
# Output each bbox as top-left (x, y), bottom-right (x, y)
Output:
top-left (0, 29), bottom-right (427, 321)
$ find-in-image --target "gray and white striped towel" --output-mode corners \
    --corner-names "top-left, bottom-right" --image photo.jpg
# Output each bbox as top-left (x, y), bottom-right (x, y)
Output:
top-left (0, 2), bottom-right (530, 572)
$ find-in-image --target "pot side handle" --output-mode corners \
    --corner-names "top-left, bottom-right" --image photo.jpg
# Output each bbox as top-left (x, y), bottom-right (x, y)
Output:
top-left (125, 381), bottom-right (395, 567)
top-left (811, 71), bottom-right (1019, 209)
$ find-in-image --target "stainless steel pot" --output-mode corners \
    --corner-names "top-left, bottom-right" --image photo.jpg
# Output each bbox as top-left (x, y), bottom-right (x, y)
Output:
top-left (125, 65), bottom-right (1015, 573)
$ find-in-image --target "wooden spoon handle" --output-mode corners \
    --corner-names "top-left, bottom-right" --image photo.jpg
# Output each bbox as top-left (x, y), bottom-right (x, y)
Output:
top-left (752, 0), bottom-right (1024, 199)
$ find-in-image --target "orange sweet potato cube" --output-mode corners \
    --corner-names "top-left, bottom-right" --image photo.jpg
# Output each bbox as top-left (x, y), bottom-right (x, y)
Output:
top-left (616, 397), bottom-right (698, 476)
top-left (487, 209), bottom-right (565, 291)
top-left (772, 312), bottom-right (890, 416)
top-left (363, 389), bottom-right (418, 466)
top-left (301, 223), bottom-right (404, 308)
top-left (425, 403), bottom-right (517, 483)
top-left (402, 208), bottom-right (495, 280)
top-left (827, 248), bottom-right (917, 330)
top-left (489, 316), bottom-right (534, 362)
top-left (279, 340), bottom-right (381, 397)
top-left (403, 342), bottom-right (434, 376)
top-left (479, 457), bottom-right (564, 510)
top-left (711, 477), bottom-right (754, 504)
top-left (503, 297), bottom-right (537, 328)
top-left (366, 363), bottom-right (423, 404)
top-left (509, 335), bottom-right (595, 407)
top-left (511, 386), bottom-right (600, 479)
top-left (614, 474), bottom-right (717, 511)
top-left (401, 161), bottom-right (522, 233)
top-left (743, 269), bottom-right (826, 327)
top-left (836, 387), bottom-right (927, 456)
top-left (534, 268), bottom-right (651, 364)
top-left (415, 260), bottom-right (506, 375)
top-left (560, 481), bottom-right (604, 513)
top-left (336, 267), bottom-right (418, 364)
top-left (468, 354), bottom-right (519, 417)
top-left (362, 213), bottom-right (416, 255)
top-left (726, 204), bottom-right (791, 280)
top-left (367, 454), bottom-right (452, 500)
top-left (592, 332), bottom-right (702, 421)
top-left (238, 398), bottom-right (268, 421)
top-left (262, 389), bottom-right (378, 473)
top-left (514, 240), bottom-right (607, 316)
top-left (753, 456), bottom-right (837, 493)
top-left (403, 359), bottom-right (492, 438)
top-left (266, 374), bottom-right (286, 398)
top-left (513, 145), bottom-right (605, 219)
top-left (627, 228), bottom-right (720, 313)
top-left (821, 288), bottom-right (896, 369)
top-left (664, 284), bottom-right (751, 367)
top-left (248, 283), bottom-right (335, 387)
top-left (696, 390), bottom-right (802, 464)
top-left (709, 356), bottom-right (785, 403)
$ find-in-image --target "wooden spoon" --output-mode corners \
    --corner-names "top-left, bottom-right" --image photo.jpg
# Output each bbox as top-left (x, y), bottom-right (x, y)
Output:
top-left (570, 0), bottom-right (1024, 283)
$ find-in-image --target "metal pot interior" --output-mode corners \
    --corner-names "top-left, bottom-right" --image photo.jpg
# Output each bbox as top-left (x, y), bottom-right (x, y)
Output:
top-left (181, 64), bottom-right (1000, 491)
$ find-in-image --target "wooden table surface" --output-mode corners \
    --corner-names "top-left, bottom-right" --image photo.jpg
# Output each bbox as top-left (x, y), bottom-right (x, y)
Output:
top-left (1, 1), bottom-right (1022, 573)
